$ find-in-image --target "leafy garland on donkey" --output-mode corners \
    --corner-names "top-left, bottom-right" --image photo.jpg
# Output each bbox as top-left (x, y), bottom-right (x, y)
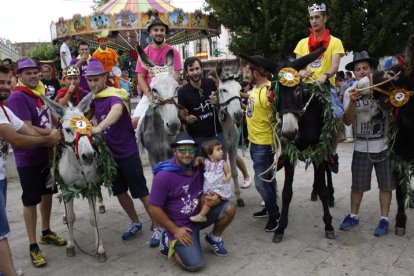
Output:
top-left (52, 133), bottom-right (117, 203)
top-left (276, 82), bottom-right (343, 168)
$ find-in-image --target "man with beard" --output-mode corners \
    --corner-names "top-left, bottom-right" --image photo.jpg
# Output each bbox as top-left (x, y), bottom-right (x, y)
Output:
top-left (6, 58), bottom-right (67, 268)
top-left (177, 57), bottom-right (222, 153)
top-left (132, 15), bottom-right (182, 129)
top-left (0, 65), bottom-right (61, 275)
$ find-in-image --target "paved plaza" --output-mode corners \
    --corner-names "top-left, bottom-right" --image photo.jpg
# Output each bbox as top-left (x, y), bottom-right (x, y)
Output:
top-left (5, 142), bottom-right (414, 275)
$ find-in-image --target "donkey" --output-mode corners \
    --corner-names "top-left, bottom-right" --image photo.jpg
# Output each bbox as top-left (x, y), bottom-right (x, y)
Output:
top-left (41, 92), bottom-right (107, 262)
top-left (270, 47), bottom-right (339, 243)
top-left (135, 45), bottom-right (181, 167)
top-left (215, 60), bottom-right (245, 207)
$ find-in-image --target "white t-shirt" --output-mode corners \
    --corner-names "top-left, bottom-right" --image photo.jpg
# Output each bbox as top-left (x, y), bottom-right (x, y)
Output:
top-left (343, 84), bottom-right (389, 153)
top-left (0, 106), bottom-right (24, 180)
top-left (60, 42), bottom-right (71, 69)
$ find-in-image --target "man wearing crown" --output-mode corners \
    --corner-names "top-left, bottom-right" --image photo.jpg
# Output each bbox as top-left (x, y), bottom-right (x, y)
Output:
top-left (293, 3), bottom-right (345, 173)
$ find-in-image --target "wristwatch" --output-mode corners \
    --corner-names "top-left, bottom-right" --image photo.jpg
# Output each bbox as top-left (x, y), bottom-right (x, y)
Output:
top-left (324, 73), bottom-right (331, 79)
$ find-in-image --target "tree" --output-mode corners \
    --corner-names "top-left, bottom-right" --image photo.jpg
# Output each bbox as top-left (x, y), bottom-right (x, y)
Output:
top-left (28, 43), bottom-right (59, 61)
top-left (206, 0), bottom-right (414, 59)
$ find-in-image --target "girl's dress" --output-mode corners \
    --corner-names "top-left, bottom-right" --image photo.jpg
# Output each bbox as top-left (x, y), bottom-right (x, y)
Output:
top-left (203, 159), bottom-right (231, 199)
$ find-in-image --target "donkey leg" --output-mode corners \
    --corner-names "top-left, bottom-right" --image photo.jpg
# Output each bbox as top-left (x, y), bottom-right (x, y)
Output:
top-left (310, 164), bottom-right (318, 201)
top-left (228, 147), bottom-right (243, 207)
top-left (88, 196), bottom-right (106, 262)
top-left (314, 163), bottom-right (335, 239)
top-left (325, 162), bottom-right (334, 208)
top-left (66, 199), bottom-right (76, 257)
top-left (97, 193), bottom-right (106, 214)
top-left (395, 182), bottom-right (407, 236)
top-left (273, 161), bottom-right (294, 243)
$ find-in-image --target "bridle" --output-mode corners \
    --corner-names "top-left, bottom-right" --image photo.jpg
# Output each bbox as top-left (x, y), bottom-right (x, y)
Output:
top-left (216, 77), bottom-right (241, 121)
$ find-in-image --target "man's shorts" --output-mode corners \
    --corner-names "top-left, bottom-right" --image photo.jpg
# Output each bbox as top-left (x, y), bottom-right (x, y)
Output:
top-left (17, 163), bottom-right (57, 206)
top-left (112, 153), bottom-right (149, 198)
top-left (132, 94), bottom-right (149, 119)
top-left (0, 179), bottom-right (10, 240)
top-left (174, 200), bottom-right (232, 271)
top-left (329, 86), bottom-right (344, 119)
top-left (351, 150), bottom-right (396, 192)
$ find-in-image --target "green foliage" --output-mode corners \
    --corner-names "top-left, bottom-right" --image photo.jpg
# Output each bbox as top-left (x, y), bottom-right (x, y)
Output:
top-left (206, 0), bottom-right (414, 59)
top-left (28, 43), bottom-right (59, 61)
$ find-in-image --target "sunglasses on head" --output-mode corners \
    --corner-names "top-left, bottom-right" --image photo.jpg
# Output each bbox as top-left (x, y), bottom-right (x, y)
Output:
top-left (177, 147), bottom-right (196, 154)
top-left (199, 88), bottom-right (204, 100)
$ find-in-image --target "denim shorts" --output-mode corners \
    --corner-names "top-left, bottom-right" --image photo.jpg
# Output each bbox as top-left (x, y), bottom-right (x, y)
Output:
top-left (329, 86), bottom-right (344, 119)
top-left (0, 179), bottom-right (10, 240)
top-left (112, 153), bottom-right (149, 198)
top-left (174, 200), bottom-right (231, 271)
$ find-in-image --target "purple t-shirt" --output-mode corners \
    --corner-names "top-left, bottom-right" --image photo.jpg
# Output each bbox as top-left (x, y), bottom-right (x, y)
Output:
top-left (6, 90), bottom-right (52, 167)
top-left (149, 158), bottom-right (204, 240)
top-left (135, 44), bottom-right (182, 87)
top-left (91, 96), bottom-right (137, 159)
top-left (70, 57), bottom-right (98, 91)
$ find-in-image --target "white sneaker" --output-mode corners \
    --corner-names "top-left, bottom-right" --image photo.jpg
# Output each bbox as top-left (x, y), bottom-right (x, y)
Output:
top-left (343, 138), bottom-right (354, 143)
top-left (241, 177), bottom-right (251, 189)
top-left (260, 201), bottom-right (265, 207)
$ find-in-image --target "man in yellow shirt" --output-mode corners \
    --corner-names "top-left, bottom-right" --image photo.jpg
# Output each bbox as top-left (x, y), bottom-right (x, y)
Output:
top-left (294, 2), bottom-right (345, 173)
top-left (239, 53), bottom-right (280, 232)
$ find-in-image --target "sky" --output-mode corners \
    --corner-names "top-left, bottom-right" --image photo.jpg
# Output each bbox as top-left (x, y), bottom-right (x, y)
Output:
top-left (0, 0), bottom-right (205, 43)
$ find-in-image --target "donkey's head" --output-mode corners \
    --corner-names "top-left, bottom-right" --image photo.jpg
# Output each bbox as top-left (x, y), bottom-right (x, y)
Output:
top-left (275, 47), bottom-right (326, 140)
top-left (40, 91), bottom-right (97, 165)
top-left (216, 59), bottom-right (243, 123)
top-left (136, 45), bottom-right (181, 136)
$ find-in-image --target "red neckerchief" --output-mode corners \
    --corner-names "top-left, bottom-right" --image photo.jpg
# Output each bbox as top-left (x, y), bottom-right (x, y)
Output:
top-left (13, 86), bottom-right (44, 108)
top-left (0, 101), bottom-right (10, 122)
top-left (308, 28), bottom-right (331, 53)
top-left (56, 87), bottom-right (84, 105)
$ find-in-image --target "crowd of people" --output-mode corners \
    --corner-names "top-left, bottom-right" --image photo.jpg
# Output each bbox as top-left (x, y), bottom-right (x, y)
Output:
top-left (0, 2), bottom-right (412, 274)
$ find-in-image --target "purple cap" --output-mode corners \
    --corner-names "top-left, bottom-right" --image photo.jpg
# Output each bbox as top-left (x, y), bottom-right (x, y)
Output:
top-left (16, 57), bottom-right (40, 73)
top-left (84, 60), bottom-right (108, 76)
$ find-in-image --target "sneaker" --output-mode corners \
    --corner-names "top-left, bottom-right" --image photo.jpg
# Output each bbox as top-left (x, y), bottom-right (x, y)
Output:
top-left (30, 248), bottom-right (47, 268)
top-left (39, 232), bottom-right (67, 246)
top-left (122, 223), bottom-right (142, 240)
top-left (374, 219), bottom-right (389, 237)
top-left (149, 227), bottom-right (162, 247)
top-left (253, 208), bottom-right (268, 218)
top-left (241, 177), bottom-right (251, 189)
top-left (205, 234), bottom-right (227, 256)
top-left (265, 216), bottom-right (279, 232)
top-left (343, 138), bottom-right (354, 143)
top-left (328, 154), bottom-right (339, 174)
top-left (159, 230), bottom-right (168, 257)
top-left (339, 214), bottom-right (359, 230)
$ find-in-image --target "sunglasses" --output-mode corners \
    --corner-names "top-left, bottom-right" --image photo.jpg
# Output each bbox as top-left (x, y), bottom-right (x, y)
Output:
top-left (177, 147), bottom-right (196, 154)
top-left (199, 88), bottom-right (204, 100)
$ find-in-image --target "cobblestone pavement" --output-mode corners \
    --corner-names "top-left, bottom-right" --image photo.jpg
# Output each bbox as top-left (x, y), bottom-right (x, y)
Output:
top-left (5, 142), bottom-right (414, 275)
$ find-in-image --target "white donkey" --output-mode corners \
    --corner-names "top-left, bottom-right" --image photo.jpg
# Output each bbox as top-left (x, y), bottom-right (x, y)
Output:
top-left (135, 45), bottom-right (181, 167)
top-left (215, 60), bottom-right (245, 207)
top-left (41, 92), bottom-right (107, 263)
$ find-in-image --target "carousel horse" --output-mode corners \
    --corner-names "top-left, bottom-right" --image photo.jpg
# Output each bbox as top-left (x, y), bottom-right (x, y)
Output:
top-left (270, 47), bottom-right (341, 243)
top-left (135, 45), bottom-right (181, 167)
top-left (215, 60), bottom-right (245, 207)
top-left (41, 92), bottom-right (107, 262)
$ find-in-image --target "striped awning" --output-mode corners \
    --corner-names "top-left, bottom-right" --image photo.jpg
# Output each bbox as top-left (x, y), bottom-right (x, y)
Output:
top-left (98, 0), bottom-right (175, 14)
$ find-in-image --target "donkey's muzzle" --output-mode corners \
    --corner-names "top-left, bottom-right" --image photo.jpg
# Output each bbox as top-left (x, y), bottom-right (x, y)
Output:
top-left (81, 151), bottom-right (96, 165)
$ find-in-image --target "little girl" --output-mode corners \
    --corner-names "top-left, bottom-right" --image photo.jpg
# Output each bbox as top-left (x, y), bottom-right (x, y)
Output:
top-left (190, 140), bottom-right (232, 222)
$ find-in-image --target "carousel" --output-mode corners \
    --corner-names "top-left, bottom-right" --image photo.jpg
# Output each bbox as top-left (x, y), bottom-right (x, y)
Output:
top-left (50, 0), bottom-right (221, 53)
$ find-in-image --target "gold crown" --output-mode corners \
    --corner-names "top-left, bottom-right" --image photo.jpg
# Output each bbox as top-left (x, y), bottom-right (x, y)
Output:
top-left (308, 3), bottom-right (326, 13)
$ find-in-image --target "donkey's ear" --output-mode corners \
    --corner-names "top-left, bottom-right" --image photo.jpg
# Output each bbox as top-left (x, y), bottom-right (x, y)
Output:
top-left (40, 94), bottom-right (66, 118)
top-left (216, 61), bottom-right (224, 78)
top-left (290, 47), bottom-right (326, 71)
top-left (77, 89), bottom-right (96, 113)
top-left (136, 44), bottom-right (155, 70)
top-left (165, 49), bottom-right (174, 67)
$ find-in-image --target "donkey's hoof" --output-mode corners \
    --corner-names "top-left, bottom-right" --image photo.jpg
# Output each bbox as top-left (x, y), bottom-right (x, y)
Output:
top-left (395, 227), bottom-right (406, 236)
top-left (99, 205), bottom-right (106, 214)
top-left (325, 230), bottom-right (336, 239)
top-left (237, 199), bottom-right (245, 207)
top-left (96, 252), bottom-right (107, 263)
top-left (62, 215), bottom-right (67, 225)
top-left (66, 247), bottom-right (75, 257)
top-left (272, 233), bottom-right (284, 243)
top-left (328, 199), bottom-right (335, 208)
top-left (310, 192), bottom-right (318, 201)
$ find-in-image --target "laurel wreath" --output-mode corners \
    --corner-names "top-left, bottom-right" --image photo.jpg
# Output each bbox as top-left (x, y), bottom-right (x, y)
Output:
top-left (278, 82), bottom-right (343, 168)
top-left (53, 133), bottom-right (117, 203)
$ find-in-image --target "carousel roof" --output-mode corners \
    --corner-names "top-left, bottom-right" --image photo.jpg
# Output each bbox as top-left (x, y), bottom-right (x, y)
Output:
top-left (50, 0), bottom-right (220, 51)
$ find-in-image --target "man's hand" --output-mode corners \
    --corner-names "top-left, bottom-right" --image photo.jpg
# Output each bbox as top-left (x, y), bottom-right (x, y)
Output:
top-left (46, 129), bottom-right (62, 146)
top-left (92, 126), bottom-right (103, 134)
top-left (68, 81), bottom-right (76, 95)
top-left (209, 91), bottom-right (218, 105)
top-left (316, 74), bottom-right (329, 84)
top-left (204, 192), bottom-right (220, 207)
top-left (299, 69), bottom-right (313, 79)
top-left (80, 52), bottom-right (88, 62)
top-left (349, 88), bottom-right (361, 103)
top-left (173, 227), bottom-right (193, 246)
top-left (185, 115), bottom-right (198, 124)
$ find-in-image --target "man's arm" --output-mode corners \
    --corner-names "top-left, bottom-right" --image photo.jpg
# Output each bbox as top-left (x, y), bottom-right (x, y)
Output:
top-left (60, 49), bottom-right (69, 68)
top-left (343, 88), bottom-right (360, 126)
top-left (149, 205), bottom-right (193, 246)
top-left (92, 103), bottom-right (123, 134)
top-left (317, 53), bottom-right (341, 83)
top-left (173, 71), bottom-right (180, 82)
top-left (137, 73), bottom-right (150, 97)
top-left (23, 120), bottom-right (52, 135)
top-left (0, 124), bottom-right (61, 148)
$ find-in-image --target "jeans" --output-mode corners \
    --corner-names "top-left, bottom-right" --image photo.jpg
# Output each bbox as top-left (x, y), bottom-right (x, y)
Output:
top-left (329, 85), bottom-right (344, 119)
top-left (0, 179), bottom-right (10, 240)
top-left (250, 144), bottom-right (279, 217)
